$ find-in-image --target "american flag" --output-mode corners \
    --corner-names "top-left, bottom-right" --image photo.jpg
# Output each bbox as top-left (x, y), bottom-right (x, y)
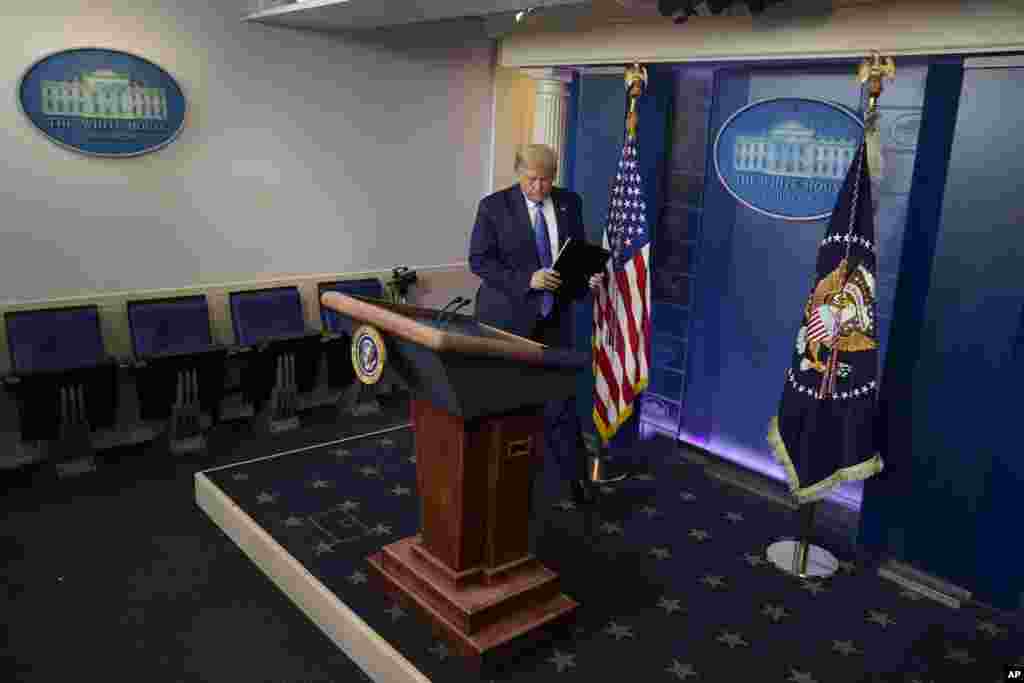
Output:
top-left (592, 133), bottom-right (651, 443)
top-left (805, 305), bottom-right (837, 345)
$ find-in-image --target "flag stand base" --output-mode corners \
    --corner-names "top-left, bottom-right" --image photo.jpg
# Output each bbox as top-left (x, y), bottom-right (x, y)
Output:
top-left (766, 501), bottom-right (838, 579)
top-left (766, 540), bottom-right (838, 579)
top-left (586, 452), bottom-right (629, 485)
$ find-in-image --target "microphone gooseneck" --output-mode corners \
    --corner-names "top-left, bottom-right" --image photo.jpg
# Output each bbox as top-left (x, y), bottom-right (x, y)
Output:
top-left (435, 296), bottom-right (464, 323)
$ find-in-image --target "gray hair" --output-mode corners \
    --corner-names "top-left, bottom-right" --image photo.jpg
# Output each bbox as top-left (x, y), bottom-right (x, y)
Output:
top-left (514, 144), bottom-right (558, 177)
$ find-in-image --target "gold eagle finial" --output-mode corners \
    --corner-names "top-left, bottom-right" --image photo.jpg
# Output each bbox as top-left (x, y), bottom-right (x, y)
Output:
top-left (858, 51), bottom-right (895, 118)
top-left (624, 63), bottom-right (648, 138)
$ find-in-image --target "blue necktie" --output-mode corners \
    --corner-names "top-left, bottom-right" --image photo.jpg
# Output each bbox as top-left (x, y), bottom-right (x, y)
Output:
top-left (533, 202), bottom-right (553, 317)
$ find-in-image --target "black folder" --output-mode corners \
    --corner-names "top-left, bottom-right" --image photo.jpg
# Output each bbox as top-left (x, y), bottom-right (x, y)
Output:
top-left (553, 238), bottom-right (611, 296)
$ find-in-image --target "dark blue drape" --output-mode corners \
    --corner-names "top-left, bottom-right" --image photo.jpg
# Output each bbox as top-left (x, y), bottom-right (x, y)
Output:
top-left (858, 59), bottom-right (964, 564)
top-left (861, 58), bottom-right (1024, 610)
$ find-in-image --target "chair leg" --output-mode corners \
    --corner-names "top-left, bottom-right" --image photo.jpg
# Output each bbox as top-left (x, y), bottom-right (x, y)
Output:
top-left (52, 383), bottom-right (96, 478)
top-left (169, 368), bottom-right (206, 455)
top-left (267, 353), bottom-right (300, 433)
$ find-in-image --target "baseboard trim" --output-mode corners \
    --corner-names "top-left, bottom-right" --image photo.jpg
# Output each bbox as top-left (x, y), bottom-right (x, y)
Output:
top-left (877, 559), bottom-right (972, 610)
top-left (965, 596), bottom-right (1024, 622)
top-left (697, 450), bottom-right (798, 510)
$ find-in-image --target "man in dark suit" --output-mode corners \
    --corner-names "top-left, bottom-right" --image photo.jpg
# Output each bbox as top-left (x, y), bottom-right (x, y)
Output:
top-left (469, 144), bottom-right (601, 505)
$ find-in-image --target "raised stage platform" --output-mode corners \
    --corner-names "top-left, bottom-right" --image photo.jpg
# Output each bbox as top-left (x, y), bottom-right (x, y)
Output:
top-left (194, 423), bottom-right (579, 682)
top-left (194, 424), bottom-right (1022, 683)
top-left (194, 424), bottom-right (428, 683)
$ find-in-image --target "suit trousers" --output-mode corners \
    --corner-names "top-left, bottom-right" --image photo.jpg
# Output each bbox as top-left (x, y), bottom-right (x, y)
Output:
top-left (531, 310), bottom-right (586, 484)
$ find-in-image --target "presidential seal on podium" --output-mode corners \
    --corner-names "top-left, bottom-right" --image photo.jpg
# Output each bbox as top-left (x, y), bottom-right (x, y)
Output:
top-left (352, 324), bottom-right (386, 385)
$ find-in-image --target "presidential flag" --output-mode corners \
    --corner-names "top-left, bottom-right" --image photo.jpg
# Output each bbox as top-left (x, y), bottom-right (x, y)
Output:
top-left (592, 116), bottom-right (652, 444)
top-left (767, 139), bottom-right (884, 503)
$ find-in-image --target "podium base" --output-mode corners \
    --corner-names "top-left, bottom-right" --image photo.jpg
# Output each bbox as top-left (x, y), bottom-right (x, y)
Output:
top-left (766, 539), bottom-right (839, 579)
top-left (367, 536), bottom-right (577, 670)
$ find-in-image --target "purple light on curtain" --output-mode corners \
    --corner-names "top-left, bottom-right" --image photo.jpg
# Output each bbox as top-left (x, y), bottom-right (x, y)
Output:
top-left (667, 426), bottom-right (863, 511)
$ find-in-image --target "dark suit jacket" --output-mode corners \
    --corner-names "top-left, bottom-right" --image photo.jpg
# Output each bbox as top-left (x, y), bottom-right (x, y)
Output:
top-left (469, 185), bottom-right (587, 346)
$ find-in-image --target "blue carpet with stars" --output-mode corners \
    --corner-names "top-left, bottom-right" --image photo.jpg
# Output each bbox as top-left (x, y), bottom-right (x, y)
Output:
top-left (203, 427), bottom-right (1022, 683)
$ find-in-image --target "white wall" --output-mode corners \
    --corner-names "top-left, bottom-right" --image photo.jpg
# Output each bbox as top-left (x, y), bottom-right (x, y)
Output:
top-left (1, 1), bottom-right (496, 304)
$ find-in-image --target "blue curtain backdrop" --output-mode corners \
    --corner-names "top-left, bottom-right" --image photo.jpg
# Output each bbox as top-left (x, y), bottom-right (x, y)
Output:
top-left (572, 66), bottom-right (672, 454)
top-left (858, 59), bottom-right (964, 577)
top-left (860, 59), bottom-right (1024, 611)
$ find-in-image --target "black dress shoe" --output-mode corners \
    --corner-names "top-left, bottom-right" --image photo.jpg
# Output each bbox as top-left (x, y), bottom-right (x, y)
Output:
top-left (570, 479), bottom-right (593, 505)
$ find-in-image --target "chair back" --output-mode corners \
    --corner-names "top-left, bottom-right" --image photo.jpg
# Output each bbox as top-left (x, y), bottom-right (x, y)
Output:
top-left (318, 278), bottom-right (384, 334)
top-left (229, 287), bottom-right (306, 347)
top-left (5, 305), bottom-right (105, 374)
top-left (127, 294), bottom-right (214, 359)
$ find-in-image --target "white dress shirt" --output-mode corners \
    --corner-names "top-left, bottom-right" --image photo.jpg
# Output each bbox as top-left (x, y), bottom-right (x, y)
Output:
top-left (523, 193), bottom-right (560, 267)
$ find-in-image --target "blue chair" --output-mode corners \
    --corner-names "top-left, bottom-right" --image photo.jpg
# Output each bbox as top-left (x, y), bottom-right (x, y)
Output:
top-left (317, 279), bottom-right (385, 391)
top-left (126, 296), bottom-right (227, 438)
top-left (318, 278), bottom-right (384, 337)
top-left (6, 305), bottom-right (106, 375)
top-left (230, 286), bottom-right (309, 348)
top-left (3, 305), bottom-right (118, 473)
top-left (128, 294), bottom-right (216, 359)
top-left (228, 287), bottom-right (321, 429)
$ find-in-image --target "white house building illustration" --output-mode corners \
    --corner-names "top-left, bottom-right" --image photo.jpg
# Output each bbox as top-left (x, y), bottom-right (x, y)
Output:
top-left (40, 68), bottom-right (167, 120)
top-left (734, 121), bottom-right (857, 180)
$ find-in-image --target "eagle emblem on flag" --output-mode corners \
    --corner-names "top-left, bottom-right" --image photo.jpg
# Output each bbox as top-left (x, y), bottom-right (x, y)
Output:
top-left (797, 259), bottom-right (877, 392)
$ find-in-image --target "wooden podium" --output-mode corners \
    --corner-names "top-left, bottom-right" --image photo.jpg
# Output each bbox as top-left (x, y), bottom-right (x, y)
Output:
top-left (320, 292), bottom-right (586, 669)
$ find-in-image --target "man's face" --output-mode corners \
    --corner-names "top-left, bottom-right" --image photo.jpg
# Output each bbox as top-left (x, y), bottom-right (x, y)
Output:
top-left (519, 165), bottom-right (554, 204)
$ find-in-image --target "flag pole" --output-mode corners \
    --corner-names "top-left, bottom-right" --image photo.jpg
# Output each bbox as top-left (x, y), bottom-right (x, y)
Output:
top-left (587, 62), bottom-right (648, 485)
top-left (768, 51), bottom-right (893, 579)
top-left (793, 499), bottom-right (818, 577)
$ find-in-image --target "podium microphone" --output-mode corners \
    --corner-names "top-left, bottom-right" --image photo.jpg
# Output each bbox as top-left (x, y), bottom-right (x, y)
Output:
top-left (435, 296), bottom-right (466, 323)
top-left (446, 299), bottom-right (471, 321)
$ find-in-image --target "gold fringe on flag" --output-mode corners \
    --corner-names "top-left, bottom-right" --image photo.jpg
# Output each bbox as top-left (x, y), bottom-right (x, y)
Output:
top-left (767, 416), bottom-right (884, 504)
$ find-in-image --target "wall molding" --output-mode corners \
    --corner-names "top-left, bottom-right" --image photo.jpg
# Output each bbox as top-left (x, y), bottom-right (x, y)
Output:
top-left (575, 66), bottom-right (628, 76)
top-left (965, 55), bottom-right (1024, 69)
top-left (0, 262), bottom-right (470, 311)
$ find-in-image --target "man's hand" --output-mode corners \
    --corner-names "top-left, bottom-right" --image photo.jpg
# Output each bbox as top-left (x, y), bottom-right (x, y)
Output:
top-left (588, 272), bottom-right (605, 291)
top-left (530, 268), bottom-right (562, 292)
